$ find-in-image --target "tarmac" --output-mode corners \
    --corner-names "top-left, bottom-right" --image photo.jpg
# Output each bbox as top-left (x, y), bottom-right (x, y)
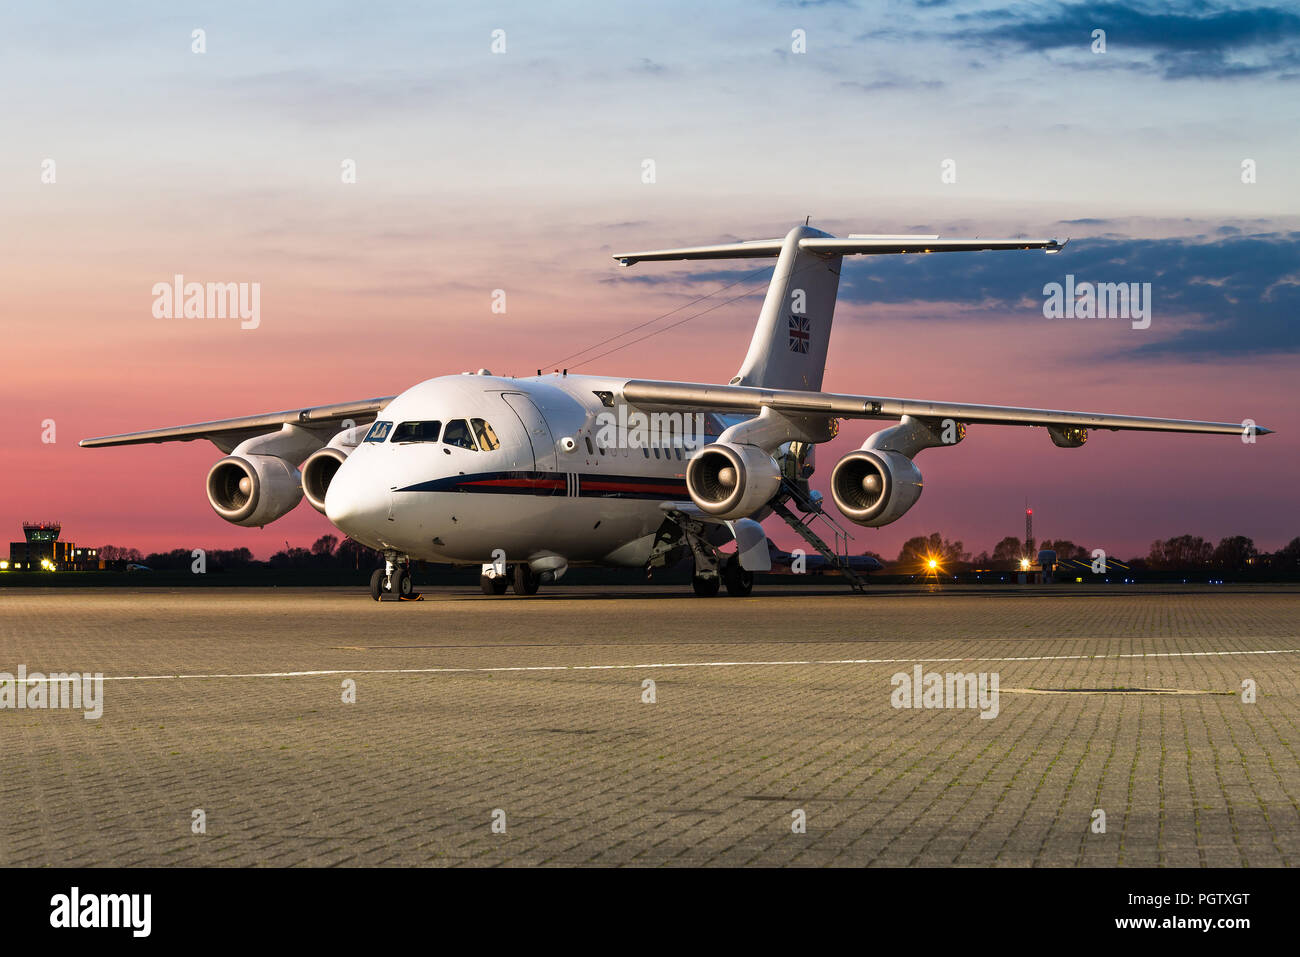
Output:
top-left (1, 583), bottom-right (1297, 866)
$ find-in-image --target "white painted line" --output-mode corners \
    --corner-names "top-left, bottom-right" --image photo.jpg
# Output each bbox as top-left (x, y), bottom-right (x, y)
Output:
top-left (73, 646), bottom-right (1300, 682)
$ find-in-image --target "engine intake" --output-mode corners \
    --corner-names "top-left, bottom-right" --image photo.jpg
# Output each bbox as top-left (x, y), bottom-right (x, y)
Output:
top-left (686, 442), bottom-right (781, 519)
top-left (830, 448), bottom-right (923, 527)
top-left (301, 447), bottom-right (348, 514)
top-left (206, 454), bottom-right (303, 527)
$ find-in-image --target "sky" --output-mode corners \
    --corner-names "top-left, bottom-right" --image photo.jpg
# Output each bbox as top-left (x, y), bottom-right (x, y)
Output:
top-left (1, 0), bottom-right (1297, 562)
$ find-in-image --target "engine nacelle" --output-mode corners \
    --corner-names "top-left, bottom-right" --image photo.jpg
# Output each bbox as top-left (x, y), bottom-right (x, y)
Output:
top-left (830, 448), bottom-right (924, 527)
top-left (301, 424), bottom-right (369, 514)
top-left (206, 454), bottom-right (303, 527)
top-left (686, 442), bottom-right (782, 519)
top-left (301, 448), bottom-right (347, 514)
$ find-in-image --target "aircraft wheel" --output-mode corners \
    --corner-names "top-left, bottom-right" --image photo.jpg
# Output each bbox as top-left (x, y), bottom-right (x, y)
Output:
top-left (393, 567), bottom-right (413, 598)
top-left (370, 568), bottom-right (384, 601)
top-left (481, 575), bottom-right (509, 595)
top-left (513, 562), bottom-right (540, 596)
top-left (692, 574), bottom-right (720, 597)
top-left (722, 555), bottom-right (753, 597)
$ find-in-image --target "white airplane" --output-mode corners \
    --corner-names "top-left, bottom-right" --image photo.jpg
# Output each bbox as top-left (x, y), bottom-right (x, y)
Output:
top-left (82, 225), bottom-right (1271, 600)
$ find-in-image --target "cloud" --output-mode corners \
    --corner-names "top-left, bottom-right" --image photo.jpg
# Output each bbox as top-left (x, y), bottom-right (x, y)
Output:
top-left (633, 58), bottom-right (669, 74)
top-left (948, 2), bottom-right (1300, 80)
top-left (838, 75), bottom-right (945, 92)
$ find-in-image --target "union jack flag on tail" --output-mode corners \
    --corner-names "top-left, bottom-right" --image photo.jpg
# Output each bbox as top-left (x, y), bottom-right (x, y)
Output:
top-left (788, 314), bottom-right (811, 353)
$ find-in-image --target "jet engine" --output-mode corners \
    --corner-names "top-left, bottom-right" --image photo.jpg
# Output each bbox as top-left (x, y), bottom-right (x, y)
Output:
top-left (301, 448), bottom-right (347, 514)
top-left (206, 454), bottom-right (303, 527)
top-left (830, 448), bottom-right (924, 527)
top-left (301, 424), bottom-right (370, 514)
top-left (686, 442), bottom-right (782, 519)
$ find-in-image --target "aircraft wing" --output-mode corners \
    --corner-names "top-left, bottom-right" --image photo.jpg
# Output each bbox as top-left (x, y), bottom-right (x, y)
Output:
top-left (622, 380), bottom-right (1270, 436)
top-left (79, 396), bottom-right (395, 453)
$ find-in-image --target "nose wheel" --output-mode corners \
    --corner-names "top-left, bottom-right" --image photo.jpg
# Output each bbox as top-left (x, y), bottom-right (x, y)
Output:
top-left (370, 558), bottom-right (415, 601)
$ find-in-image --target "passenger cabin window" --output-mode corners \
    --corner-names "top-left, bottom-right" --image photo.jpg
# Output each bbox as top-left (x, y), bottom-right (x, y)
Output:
top-left (443, 419), bottom-right (478, 450)
top-left (471, 419), bottom-right (500, 451)
top-left (392, 421), bottom-right (442, 443)
top-left (365, 421), bottom-right (393, 443)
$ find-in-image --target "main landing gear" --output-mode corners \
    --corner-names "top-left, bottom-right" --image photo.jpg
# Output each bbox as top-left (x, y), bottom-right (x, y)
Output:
top-left (691, 573), bottom-right (720, 597)
top-left (480, 574), bottom-right (509, 595)
top-left (371, 553), bottom-right (418, 601)
top-left (692, 554), bottom-right (752, 597)
top-left (721, 553), bottom-right (754, 597)
top-left (479, 563), bottom-right (540, 597)
top-left (664, 512), bottom-right (753, 599)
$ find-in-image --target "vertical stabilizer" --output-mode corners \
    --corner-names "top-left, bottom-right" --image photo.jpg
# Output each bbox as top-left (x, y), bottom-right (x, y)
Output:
top-left (731, 225), bottom-right (841, 392)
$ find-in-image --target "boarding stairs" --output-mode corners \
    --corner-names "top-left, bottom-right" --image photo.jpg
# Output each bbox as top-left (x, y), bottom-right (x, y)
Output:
top-left (769, 478), bottom-right (869, 592)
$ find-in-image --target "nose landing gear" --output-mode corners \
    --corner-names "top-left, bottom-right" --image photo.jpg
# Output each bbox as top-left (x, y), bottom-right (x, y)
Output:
top-left (371, 553), bottom-right (417, 601)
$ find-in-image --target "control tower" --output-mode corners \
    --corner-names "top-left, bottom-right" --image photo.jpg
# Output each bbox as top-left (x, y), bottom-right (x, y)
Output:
top-left (8, 521), bottom-right (71, 570)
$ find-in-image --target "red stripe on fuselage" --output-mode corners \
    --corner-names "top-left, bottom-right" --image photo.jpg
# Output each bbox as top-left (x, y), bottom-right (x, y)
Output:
top-left (462, 478), bottom-right (565, 489)
top-left (582, 480), bottom-right (687, 494)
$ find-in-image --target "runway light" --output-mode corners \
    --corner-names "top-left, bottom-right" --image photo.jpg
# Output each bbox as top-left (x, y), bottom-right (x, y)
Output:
top-left (0, 561), bottom-right (7, 570)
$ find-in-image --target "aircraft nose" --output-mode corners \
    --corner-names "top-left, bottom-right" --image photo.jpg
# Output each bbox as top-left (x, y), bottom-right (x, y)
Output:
top-left (324, 457), bottom-right (389, 533)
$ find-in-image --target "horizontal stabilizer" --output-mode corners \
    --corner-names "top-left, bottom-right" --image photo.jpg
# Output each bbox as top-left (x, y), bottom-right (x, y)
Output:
top-left (614, 235), bottom-right (1063, 265)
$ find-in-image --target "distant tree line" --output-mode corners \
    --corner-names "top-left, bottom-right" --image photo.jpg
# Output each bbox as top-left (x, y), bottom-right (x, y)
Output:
top-left (94, 531), bottom-right (1300, 577)
top-left (97, 536), bottom-right (379, 572)
top-left (876, 532), bottom-right (1300, 574)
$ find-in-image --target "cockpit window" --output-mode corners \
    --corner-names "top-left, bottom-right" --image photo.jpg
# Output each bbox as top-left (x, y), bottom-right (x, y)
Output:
top-left (392, 421), bottom-right (442, 443)
top-left (442, 419), bottom-right (478, 450)
top-left (364, 421), bottom-right (392, 443)
top-left (472, 418), bottom-right (500, 451)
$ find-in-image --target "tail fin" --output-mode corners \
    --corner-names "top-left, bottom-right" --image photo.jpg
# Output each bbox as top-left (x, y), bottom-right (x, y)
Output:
top-left (733, 225), bottom-right (840, 391)
top-left (613, 227), bottom-right (1063, 393)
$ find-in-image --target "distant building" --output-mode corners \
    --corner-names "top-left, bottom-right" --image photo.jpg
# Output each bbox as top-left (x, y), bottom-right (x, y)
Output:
top-left (5, 522), bottom-right (101, 571)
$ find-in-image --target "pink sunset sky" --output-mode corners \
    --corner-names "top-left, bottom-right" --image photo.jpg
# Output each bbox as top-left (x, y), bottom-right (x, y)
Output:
top-left (2, 2), bottom-right (1297, 562)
